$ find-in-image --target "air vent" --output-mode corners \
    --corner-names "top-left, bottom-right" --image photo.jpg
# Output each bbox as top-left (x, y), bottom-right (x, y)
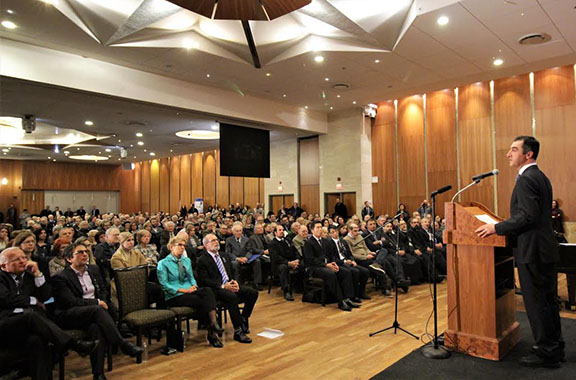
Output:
top-left (332, 83), bottom-right (350, 90)
top-left (518, 33), bottom-right (551, 45)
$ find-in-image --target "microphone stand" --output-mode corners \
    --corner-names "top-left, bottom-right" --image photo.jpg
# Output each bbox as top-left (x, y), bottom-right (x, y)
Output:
top-left (422, 189), bottom-right (451, 359)
top-left (369, 217), bottom-right (418, 340)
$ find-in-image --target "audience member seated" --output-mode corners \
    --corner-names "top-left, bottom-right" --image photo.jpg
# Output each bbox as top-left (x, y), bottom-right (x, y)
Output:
top-left (407, 217), bottom-right (446, 282)
top-left (52, 242), bottom-right (143, 380)
top-left (268, 224), bottom-right (303, 301)
top-left (160, 221), bottom-right (177, 248)
top-left (135, 229), bottom-right (159, 265)
top-left (14, 230), bottom-right (37, 261)
top-left (325, 225), bottom-right (370, 301)
top-left (196, 233), bottom-right (258, 344)
top-left (303, 221), bottom-right (359, 312)
top-left (75, 236), bottom-right (98, 265)
top-left (0, 247), bottom-right (98, 380)
top-left (49, 237), bottom-right (71, 277)
top-left (291, 224), bottom-right (308, 259)
top-left (225, 222), bottom-right (263, 290)
top-left (382, 221), bottom-right (422, 286)
top-left (157, 236), bottom-right (224, 348)
top-left (247, 223), bottom-right (270, 262)
top-left (0, 225), bottom-right (10, 252)
top-left (94, 228), bottom-right (120, 285)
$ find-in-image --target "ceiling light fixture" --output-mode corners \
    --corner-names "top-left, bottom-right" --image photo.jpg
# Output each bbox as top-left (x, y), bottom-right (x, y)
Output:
top-left (266, 73), bottom-right (271, 77)
top-left (7, 10), bottom-right (14, 15)
top-left (325, 77), bottom-right (330, 81)
top-left (176, 130), bottom-right (220, 140)
top-left (437, 16), bottom-right (449, 26)
top-left (206, 74), bottom-right (211, 78)
top-left (84, 120), bottom-right (94, 126)
top-left (137, 141), bottom-right (144, 146)
top-left (314, 55), bottom-right (325, 63)
top-left (69, 155), bottom-right (109, 161)
top-left (1, 20), bottom-right (17, 29)
top-left (136, 132), bottom-right (143, 137)
top-left (105, 148), bottom-right (111, 152)
top-left (374, 59), bottom-right (380, 63)
top-left (352, 101), bottom-right (357, 104)
top-left (493, 58), bottom-right (504, 66)
top-left (150, 152), bottom-right (156, 156)
top-left (211, 125), bottom-right (219, 130)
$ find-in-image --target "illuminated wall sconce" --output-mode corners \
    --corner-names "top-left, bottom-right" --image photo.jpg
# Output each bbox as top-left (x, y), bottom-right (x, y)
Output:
top-left (0, 177), bottom-right (7, 185)
top-left (336, 177), bottom-right (343, 190)
top-left (278, 181), bottom-right (283, 192)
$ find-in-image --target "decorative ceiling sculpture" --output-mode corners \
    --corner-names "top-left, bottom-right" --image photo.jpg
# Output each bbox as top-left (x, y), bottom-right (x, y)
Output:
top-left (51, 0), bottom-right (418, 68)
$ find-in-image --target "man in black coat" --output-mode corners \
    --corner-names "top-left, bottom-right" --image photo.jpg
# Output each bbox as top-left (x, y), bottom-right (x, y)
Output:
top-left (225, 223), bottom-right (263, 290)
top-left (52, 242), bottom-right (143, 379)
top-left (0, 247), bottom-right (97, 380)
top-left (324, 225), bottom-right (370, 301)
top-left (196, 233), bottom-right (258, 344)
top-left (268, 225), bottom-right (303, 301)
top-left (303, 221), bottom-right (359, 311)
top-left (334, 198), bottom-right (348, 220)
top-left (477, 136), bottom-right (564, 368)
top-left (361, 201), bottom-right (374, 220)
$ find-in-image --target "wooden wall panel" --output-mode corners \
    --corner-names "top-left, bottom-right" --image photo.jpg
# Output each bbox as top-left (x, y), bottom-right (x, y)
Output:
top-left (141, 161), bottom-right (151, 214)
top-left (120, 164), bottom-right (141, 214)
top-left (150, 160), bottom-right (160, 213)
top-left (494, 74), bottom-right (532, 218)
top-left (259, 178), bottom-right (265, 206)
top-left (534, 65), bottom-right (575, 110)
top-left (180, 155), bottom-right (191, 208)
top-left (229, 177), bottom-right (244, 206)
top-left (372, 101), bottom-right (397, 216)
top-left (300, 185), bottom-right (319, 215)
top-left (203, 152), bottom-right (216, 207)
top-left (216, 151), bottom-right (229, 207)
top-left (191, 153), bottom-right (203, 201)
top-left (21, 161), bottom-right (121, 191)
top-left (169, 157), bottom-right (180, 214)
top-left (0, 160), bottom-right (23, 214)
top-left (299, 137), bottom-right (320, 214)
top-left (397, 96), bottom-right (426, 214)
top-left (458, 82), bottom-right (495, 208)
top-left (159, 158), bottom-right (170, 213)
top-left (244, 177), bottom-right (260, 208)
top-left (426, 90), bottom-right (457, 215)
top-left (20, 190), bottom-right (44, 216)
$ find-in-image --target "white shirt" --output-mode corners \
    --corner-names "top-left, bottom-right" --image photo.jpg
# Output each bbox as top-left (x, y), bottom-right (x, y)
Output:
top-left (519, 162), bottom-right (537, 176)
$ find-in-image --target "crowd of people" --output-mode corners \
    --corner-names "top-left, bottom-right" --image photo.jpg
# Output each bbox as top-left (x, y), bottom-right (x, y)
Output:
top-left (0, 197), bottom-right (561, 379)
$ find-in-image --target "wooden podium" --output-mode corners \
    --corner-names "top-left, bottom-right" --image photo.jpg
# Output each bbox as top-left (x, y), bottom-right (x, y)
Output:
top-left (443, 201), bottom-right (519, 361)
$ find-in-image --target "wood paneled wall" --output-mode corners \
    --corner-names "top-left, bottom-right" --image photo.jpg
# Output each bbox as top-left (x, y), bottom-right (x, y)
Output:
top-left (299, 137), bottom-right (320, 214)
top-left (0, 160), bottom-right (23, 215)
top-left (120, 150), bottom-right (265, 214)
top-left (372, 64), bottom-right (576, 221)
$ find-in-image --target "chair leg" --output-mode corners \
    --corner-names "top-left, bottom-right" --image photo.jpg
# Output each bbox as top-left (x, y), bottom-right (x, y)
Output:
top-left (186, 319), bottom-right (191, 334)
top-left (59, 354), bottom-right (65, 380)
top-left (136, 328), bottom-right (143, 364)
top-left (321, 283), bottom-right (326, 307)
top-left (107, 345), bottom-right (113, 371)
top-left (268, 274), bottom-right (273, 294)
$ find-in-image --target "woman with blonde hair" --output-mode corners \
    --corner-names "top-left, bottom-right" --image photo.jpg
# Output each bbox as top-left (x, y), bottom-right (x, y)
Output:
top-left (134, 229), bottom-right (159, 265)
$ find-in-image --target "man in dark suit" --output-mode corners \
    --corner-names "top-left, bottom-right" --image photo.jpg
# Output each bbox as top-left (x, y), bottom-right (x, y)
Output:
top-left (225, 223), bottom-right (263, 290)
top-left (0, 247), bottom-right (97, 380)
top-left (477, 136), bottom-right (564, 368)
top-left (361, 201), bottom-right (374, 220)
top-left (334, 198), bottom-right (348, 220)
top-left (90, 205), bottom-right (100, 217)
top-left (303, 221), bottom-right (359, 311)
top-left (288, 202), bottom-right (303, 218)
top-left (159, 221), bottom-right (177, 248)
top-left (196, 233), bottom-right (258, 344)
top-left (52, 242), bottom-right (143, 379)
top-left (268, 225), bottom-right (303, 301)
top-left (325, 225), bottom-right (370, 301)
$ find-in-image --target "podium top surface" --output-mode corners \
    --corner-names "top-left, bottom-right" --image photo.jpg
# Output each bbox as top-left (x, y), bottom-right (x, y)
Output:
top-left (444, 201), bottom-right (507, 247)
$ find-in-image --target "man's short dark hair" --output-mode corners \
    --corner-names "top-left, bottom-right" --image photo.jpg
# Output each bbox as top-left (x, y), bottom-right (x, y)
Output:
top-left (311, 221), bottom-right (323, 229)
top-left (514, 135), bottom-right (540, 160)
top-left (63, 241), bottom-right (88, 260)
top-left (328, 225), bottom-right (339, 233)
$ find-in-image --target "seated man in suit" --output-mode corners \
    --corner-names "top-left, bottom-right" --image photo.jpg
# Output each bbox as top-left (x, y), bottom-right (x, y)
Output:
top-left (325, 225), bottom-right (370, 301)
top-left (303, 221), bottom-right (360, 311)
top-left (268, 224), bottom-right (303, 301)
top-left (196, 233), bottom-right (258, 344)
top-left (94, 227), bottom-right (120, 286)
top-left (0, 247), bottom-right (97, 380)
top-left (225, 222), bottom-right (263, 290)
top-left (159, 221), bottom-right (176, 248)
top-left (246, 223), bottom-right (270, 261)
top-left (291, 224), bottom-right (308, 258)
top-left (52, 242), bottom-right (144, 380)
top-left (408, 217), bottom-right (445, 281)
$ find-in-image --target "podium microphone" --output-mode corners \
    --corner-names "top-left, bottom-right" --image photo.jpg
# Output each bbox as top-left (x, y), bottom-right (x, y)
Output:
top-left (431, 185), bottom-right (452, 197)
top-left (472, 169), bottom-right (499, 182)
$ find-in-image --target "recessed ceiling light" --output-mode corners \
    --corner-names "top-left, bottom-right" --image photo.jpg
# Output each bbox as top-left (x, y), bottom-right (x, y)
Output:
top-left (304, 106), bottom-right (308, 109)
top-left (143, 149), bottom-right (147, 152)
top-left (1, 149), bottom-right (8, 153)
top-left (437, 16), bottom-right (449, 26)
top-left (105, 148), bottom-right (111, 152)
top-left (374, 59), bottom-right (380, 63)
top-left (352, 101), bottom-right (357, 104)
top-left (324, 77), bottom-right (330, 81)
top-left (170, 149), bottom-right (173, 152)
top-left (283, 94), bottom-right (287, 98)
top-left (206, 74), bottom-right (210, 78)
top-left (130, 144), bottom-right (133, 147)
top-left (493, 58), bottom-right (504, 66)
top-left (84, 120), bottom-right (94, 126)
top-left (314, 55), bottom-right (324, 63)
top-left (69, 155), bottom-right (109, 161)
top-left (118, 139), bottom-right (121, 142)
top-left (330, 106), bottom-right (334, 110)
top-left (137, 141), bottom-right (144, 146)
top-left (7, 10), bottom-right (14, 14)
top-left (1, 20), bottom-right (17, 29)
top-left (211, 125), bottom-right (219, 130)
top-left (337, 95), bottom-right (341, 98)
top-left (136, 132), bottom-right (143, 137)
top-left (176, 130), bottom-right (220, 140)
top-left (266, 73), bottom-right (271, 77)
top-left (150, 152), bottom-right (156, 156)
top-left (63, 151), bottom-right (69, 154)
top-left (40, 0), bottom-right (57, 4)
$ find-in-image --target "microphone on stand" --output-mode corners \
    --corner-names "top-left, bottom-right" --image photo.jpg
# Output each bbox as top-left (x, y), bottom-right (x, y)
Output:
top-left (472, 169), bottom-right (499, 182)
top-left (431, 185), bottom-right (452, 197)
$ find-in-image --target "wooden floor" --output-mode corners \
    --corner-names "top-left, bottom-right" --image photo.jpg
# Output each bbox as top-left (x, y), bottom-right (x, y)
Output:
top-left (63, 274), bottom-right (575, 380)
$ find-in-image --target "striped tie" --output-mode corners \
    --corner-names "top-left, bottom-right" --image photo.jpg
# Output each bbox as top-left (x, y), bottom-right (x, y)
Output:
top-left (214, 253), bottom-right (229, 285)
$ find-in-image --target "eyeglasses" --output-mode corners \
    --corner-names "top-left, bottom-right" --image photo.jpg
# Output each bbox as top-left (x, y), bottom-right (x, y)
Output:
top-left (206, 239), bottom-right (219, 244)
top-left (174, 243), bottom-right (186, 247)
top-left (74, 249), bottom-right (89, 254)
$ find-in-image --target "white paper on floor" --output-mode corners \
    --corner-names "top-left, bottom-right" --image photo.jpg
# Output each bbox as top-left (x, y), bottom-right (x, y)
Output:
top-left (257, 328), bottom-right (284, 339)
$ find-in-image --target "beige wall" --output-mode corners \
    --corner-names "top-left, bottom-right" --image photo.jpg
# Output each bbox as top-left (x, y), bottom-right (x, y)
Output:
top-left (264, 138), bottom-right (299, 211)
top-left (319, 109), bottom-right (372, 216)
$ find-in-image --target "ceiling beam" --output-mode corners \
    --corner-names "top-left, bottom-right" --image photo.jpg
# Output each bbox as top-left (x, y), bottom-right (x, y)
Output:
top-left (242, 21), bottom-right (261, 69)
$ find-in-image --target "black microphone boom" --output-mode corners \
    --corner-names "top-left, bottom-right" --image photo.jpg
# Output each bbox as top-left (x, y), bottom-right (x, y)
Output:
top-left (431, 185), bottom-right (452, 197)
top-left (472, 169), bottom-right (499, 182)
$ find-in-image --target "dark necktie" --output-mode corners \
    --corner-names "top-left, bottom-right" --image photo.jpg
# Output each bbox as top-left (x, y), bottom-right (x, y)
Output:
top-left (15, 274), bottom-right (24, 294)
top-left (177, 259), bottom-right (186, 283)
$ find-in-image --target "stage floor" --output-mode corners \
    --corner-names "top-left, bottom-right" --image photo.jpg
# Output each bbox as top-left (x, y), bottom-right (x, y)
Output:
top-left (63, 274), bottom-right (575, 379)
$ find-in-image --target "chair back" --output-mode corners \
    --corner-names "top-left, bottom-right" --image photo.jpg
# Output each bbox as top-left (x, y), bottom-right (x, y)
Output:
top-left (114, 265), bottom-right (148, 319)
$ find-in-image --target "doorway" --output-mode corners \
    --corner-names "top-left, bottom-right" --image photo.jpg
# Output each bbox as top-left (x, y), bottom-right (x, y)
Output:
top-left (324, 192), bottom-right (356, 219)
top-left (269, 194), bottom-right (294, 215)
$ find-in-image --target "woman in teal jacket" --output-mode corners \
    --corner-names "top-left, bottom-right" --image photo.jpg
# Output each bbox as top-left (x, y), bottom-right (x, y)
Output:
top-left (157, 236), bottom-right (224, 348)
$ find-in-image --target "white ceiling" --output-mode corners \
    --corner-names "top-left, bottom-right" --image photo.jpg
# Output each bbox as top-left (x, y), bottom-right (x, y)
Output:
top-left (1, 0), bottom-right (575, 163)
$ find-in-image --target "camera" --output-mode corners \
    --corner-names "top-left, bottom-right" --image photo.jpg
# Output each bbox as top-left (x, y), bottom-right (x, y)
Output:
top-left (22, 115), bottom-right (36, 133)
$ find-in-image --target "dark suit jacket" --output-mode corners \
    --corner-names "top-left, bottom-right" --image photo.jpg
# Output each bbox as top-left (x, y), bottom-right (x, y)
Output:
top-left (160, 230), bottom-right (175, 248)
top-left (495, 165), bottom-right (558, 264)
top-left (246, 234), bottom-right (268, 256)
top-left (268, 238), bottom-right (298, 267)
top-left (303, 237), bottom-right (328, 269)
top-left (51, 265), bottom-right (108, 315)
top-left (324, 237), bottom-right (355, 265)
top-left (408, 227), bottom-right (431, 252)
top-left (361, 206), bottom-right (374, 219)
top-left (225, 236), bottom-right (249, 259)
top-left (362, 230), bottom-right (381, 252)
top-left (196, 252), bottom-right (234, 290)
top-left (0, 270), bottom-right (52, 318)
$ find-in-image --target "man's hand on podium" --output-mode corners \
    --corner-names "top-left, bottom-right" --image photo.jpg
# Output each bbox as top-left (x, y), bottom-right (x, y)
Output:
top-left (475, 223), bottom-right (496, 238)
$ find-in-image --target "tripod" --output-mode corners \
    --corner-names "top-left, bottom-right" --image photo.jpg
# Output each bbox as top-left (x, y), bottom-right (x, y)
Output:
top-left (369, 217), bottom-right (418, 339)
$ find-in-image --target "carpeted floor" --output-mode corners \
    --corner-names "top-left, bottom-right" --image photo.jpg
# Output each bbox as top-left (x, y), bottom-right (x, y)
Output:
top-left (372, 312), bottom-right (575, 380)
